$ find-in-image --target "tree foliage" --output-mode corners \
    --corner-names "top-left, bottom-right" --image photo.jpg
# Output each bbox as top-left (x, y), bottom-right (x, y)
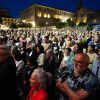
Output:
top-left (0, 17), bottom-right (3, 24)
top-left (9, 22), bottom-right (32, 28)
top-left (66, 19), bottom-right (74, 26)
top-left (55, 22), bottom-right (65, 29)
top-left (78, 22), bottom-right (87, 26)
top-left (87, 24), bottom-right (92, 30)
top-left (9, 22), bottom-right (18, 28)
top-left (39, 22), bottom-right (45, 27)
top-left (18, 22), bottom-right (32, 28)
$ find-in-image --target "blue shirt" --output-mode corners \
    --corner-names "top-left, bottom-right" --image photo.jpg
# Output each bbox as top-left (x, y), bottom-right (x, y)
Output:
top-left (59, 65), bottom-right (100, 100)
top-left (90, 60), bottom-right (100, 82)
top-left (66, 52), bottom-right (75, 67)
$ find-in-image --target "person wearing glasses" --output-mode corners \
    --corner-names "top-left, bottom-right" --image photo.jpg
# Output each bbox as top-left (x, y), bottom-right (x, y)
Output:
top-left (56, 53), bottom-right (100, 100)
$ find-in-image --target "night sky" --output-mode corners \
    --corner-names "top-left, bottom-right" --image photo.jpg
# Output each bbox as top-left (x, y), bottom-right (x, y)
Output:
top-left (0, 0), bottom-right (100, 18)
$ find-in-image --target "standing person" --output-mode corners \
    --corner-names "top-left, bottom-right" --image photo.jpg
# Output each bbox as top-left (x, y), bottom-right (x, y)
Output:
top-left (25, 57), bottom-right (37, 95)
top-left (0, 45), bottom-right (18, 100)
top-left (27, 43), bottom-right (38, 67)
top-left (56, 53), bottom-right (100, 100)
top-left (37, 45), bottom-right (45, 68)
top-left (58, 37), bottom-right (66, 63)
top-left (27, 69), bottom-right (52, 100)
top-left (43, 49), bottom-right (59, 100)
top-left (52, 39), bottom-right (59, 58)
top-left (20, 42), bottom-right (26, 64)
top-left (12, 50), bottom-right (25, 96)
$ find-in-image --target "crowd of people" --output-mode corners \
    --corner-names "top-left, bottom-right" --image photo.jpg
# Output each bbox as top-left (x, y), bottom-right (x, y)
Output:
top-left (0, 28), bottom-right (100, 100)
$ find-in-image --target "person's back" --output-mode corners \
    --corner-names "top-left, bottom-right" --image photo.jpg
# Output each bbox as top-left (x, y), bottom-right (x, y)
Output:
top-left (0, 45), bottom-right (18, 100)
top-left (0, 56), bottom-right (18, 100)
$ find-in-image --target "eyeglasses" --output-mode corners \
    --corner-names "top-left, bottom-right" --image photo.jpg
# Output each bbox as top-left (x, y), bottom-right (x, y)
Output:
top-left (74, 60), bottom-right (86, 65)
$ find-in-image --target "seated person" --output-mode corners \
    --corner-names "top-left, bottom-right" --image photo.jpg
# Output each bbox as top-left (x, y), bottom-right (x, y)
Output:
top-left (27, 68), bottom-right (52, 100)
top-left (56, 53), bottom-right (100, 100)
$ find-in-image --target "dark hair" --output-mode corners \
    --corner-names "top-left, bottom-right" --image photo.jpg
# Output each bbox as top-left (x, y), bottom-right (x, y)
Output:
top-left (21, 42), bottom-right (26, 48)
top-left (12, 39), bottom-right (16, 43)
top-left (37, 45), bottom-right (44, 53)
top-left (44, 36), bottom-right (49, 40)
top-left (3, 37), bottom-right (8, 42)
top-left (88, 45), bottom-right (95, 52)
top-left (75, 43), bottom-right (83, 53)
top-left (37, 40), bottom-right (41, 45)
top-left (65, 47), bottom-right (72, 52)
top-left (12, 50), bottom-right (22, 61)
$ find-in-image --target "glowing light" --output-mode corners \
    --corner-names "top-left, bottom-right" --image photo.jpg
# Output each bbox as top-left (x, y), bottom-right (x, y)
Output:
top-left (94, 19), bottom-right (96, 23)
top-left (37, 13), bottom-right (42, 17)
top-left (22, 20), bottom-right (26, 22)
top-left (44, 14), bottom-right (47, 18)
top-left (32, 21), bottom-right (35, 27)
top-left (48, 14), bottom-right (50, 18)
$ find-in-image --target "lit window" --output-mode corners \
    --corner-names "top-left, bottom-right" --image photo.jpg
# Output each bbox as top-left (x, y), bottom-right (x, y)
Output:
top-left (44, 14), bottom-right (47, 18)
top-left (94, 19), bottom-right (96, 23)
top-left (32, 21), bottom-right (35, 27)
top-left (38, 13), bottom-right (42, 17)
top-left (48, 14), bottom-right (50, 18)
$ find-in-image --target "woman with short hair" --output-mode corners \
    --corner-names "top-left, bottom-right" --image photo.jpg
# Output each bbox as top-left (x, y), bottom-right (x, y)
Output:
top-left (27, 68), bottom-right (52, 100)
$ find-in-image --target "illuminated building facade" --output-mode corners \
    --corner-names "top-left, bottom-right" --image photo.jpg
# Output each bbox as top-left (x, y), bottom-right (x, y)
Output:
top-left (20, 4), bottom-right (75, 27)
top-left (0, 8), bottom-right (18, 28)
top-left (76, 7), bottom-right (100, 25)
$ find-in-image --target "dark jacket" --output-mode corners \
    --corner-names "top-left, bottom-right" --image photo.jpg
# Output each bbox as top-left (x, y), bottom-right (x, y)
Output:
top-left (0, 56), bottom-right (18, 100)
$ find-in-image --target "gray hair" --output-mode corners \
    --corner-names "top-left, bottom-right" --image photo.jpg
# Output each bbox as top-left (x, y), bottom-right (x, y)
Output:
top-left (33, 68), bottom-right (53, 87)
top-left (46, 49), bottom-right (54, 55)
top-left (0, 45), bottom-right (10, 56)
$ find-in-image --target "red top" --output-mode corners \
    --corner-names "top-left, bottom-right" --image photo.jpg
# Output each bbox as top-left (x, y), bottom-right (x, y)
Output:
top-left (27, 87), bottom-right (48, 100)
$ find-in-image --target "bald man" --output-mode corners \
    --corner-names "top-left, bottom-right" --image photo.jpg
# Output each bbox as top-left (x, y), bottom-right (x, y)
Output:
top-left (56, 53), bottom-right (100, 100)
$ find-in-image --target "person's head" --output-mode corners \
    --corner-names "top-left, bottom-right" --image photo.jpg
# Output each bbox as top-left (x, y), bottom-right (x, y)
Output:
top-left (0, 45), bottom-right (10, 63)
top-left (30, 43), bottom-right (35, 50)
top-left (37, 46), bottom-right (44, 53)
top-left (20, 42), bottom-right (26, 48)
top-left (29, 69), bottom-right (52, 89)
top-left (74, 53), bottom-right (90, 75)
top-left (64, 48), bottom-right (72, 56)
top-left (22, 35), bottom-right (26, 39)
top-left (30, 36), bottom-right (35, 41)
top-left (44, 36), bottom-right (49, 43)
top-left (54, 39), bottom-right (58, 45)
top-left (3, 37), bottom-right (8, 44)
top-left (46, 49), bottom-right (53, 59)
top-left (68, 37), bottom-right (72, 41)
top-left (36, 40), bottom-right (41, 45)
top-left (78, 38), bottom-right (82, 43)
top-left (94, 36), bottom-right (100, 43)
top-left (91, 37), bottom-right (94, 41)
top-left (89, 33), bottom-right (92, 37)
top-left (87, 45), bottom-right (95, 53)
top-left (67, 41), bottom-right (72, 47)
top-left (11, 39), bottom-right (16, 45)
top-left (74, 43), bottom-right (83, 54)
top-left (12, 50), bottom-right (22, 61)
top-left (27, 57), bottom-right (33, 66)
